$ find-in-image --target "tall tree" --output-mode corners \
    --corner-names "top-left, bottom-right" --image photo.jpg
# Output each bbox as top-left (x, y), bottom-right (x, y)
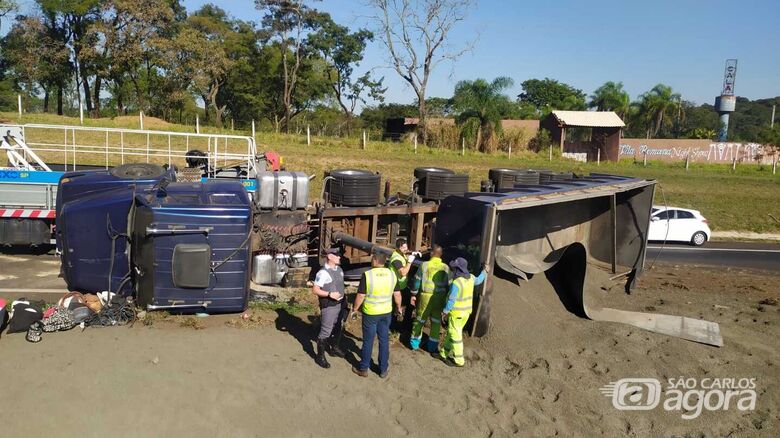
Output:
top-left (636, 83), bottom-right (682, 138)
top-left (186, 5), bottom-right (236, 128)
top-left (37, 0), bottom-right (101, 113)
top-left (453, 76), bottom-right (513, 153)
top-left (517, 78), bottom-right (586, 115)
top-left (589, 81), bottom-right (630, 118)
top-left (255, 0), bottom-right (321, 133)
top-left (2, 15), bottom-right (69, 113)
top-left (308, 14), bottom-right (385, 123)
top-left (368, 0), bottom-right (474, 143)
top-left (84, 0), bottom-right (174, 116)
top-left (159, 10), bottom-right (233, 129)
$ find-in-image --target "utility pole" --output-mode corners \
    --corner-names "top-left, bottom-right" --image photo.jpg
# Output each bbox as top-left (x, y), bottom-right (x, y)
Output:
top-left (772, 105), bottom-right (776, 129)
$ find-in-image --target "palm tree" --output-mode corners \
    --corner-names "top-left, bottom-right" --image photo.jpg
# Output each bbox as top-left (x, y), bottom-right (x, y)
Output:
top-left (589, 81), bottom-right (630, 118)
top-left (453, 77), bottom-right (514, 153)
top-left (636, 84), bottom-right (683, 138)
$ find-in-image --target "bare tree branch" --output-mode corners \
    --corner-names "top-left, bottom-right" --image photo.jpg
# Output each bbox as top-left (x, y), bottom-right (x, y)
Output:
top-left (368, 0), bottom-right (475, 142)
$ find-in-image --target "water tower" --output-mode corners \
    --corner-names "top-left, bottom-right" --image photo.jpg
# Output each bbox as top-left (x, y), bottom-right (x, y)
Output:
top-left (714, 59), bottom-right (737, 141)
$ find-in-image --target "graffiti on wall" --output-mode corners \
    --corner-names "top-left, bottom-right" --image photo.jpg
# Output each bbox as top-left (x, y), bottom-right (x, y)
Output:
top-left (619, 142), bottom-right (771, 163)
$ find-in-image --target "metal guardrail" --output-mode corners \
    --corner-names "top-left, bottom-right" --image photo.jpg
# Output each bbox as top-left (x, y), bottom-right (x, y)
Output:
top-left (0, 124), bottom-right (258, 177)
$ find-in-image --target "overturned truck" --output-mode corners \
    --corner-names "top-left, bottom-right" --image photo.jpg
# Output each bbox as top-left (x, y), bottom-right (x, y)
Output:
top-left (53, 156), bottom-right (721, 346)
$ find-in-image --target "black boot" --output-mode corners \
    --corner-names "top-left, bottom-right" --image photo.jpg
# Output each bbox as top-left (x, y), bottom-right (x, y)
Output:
top-left (315, 339), bottom-right (331, 369)
top-left (329, 336), bottom-right (345, 358)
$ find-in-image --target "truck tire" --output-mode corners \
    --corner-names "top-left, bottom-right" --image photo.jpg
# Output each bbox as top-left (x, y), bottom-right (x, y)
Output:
top-left (538, 170), bottom-right (573, 184)
top-left (488, 168), bottom-right (522, 190)
top-left (109, 163), bottom-right (166, 180)
top-left (514, 170), bottom-right (540, 185)
top-left (414, 167), bottom-right (456, 199)
top-left (326, 169), bottom-right (381, 207)
top-left (413, 167), bottom-right (454, 180)
top-left (185, 150), bottom-right (208, 168)
top-left (421, 173), bottom-right (469, 201)
top-left (489, 168), bottom-right (542, 190)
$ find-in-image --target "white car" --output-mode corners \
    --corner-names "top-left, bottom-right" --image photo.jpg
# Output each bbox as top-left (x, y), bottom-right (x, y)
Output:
top-left (648, 206), bottom-right (711, 246)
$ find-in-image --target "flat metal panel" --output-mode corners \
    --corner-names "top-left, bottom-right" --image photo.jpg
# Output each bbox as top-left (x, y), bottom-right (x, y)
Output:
top-left (0, 183), bottom-right (51, 208)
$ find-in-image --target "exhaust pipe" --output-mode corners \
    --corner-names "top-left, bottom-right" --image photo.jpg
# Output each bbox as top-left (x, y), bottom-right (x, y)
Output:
top-left (333, 232), bottom-right (423, 266)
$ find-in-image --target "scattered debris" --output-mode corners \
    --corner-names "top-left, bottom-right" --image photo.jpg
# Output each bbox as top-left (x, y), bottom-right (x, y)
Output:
top-left (251, 291), bottom-right (277, 303)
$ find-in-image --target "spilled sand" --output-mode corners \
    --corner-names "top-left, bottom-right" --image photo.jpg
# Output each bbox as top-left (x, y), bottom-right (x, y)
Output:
top-left (0, 263), bottom-right (777, 437)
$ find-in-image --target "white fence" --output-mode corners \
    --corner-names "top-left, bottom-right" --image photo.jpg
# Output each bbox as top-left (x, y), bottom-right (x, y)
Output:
top-left (1, 124), bottom-right (259, 176)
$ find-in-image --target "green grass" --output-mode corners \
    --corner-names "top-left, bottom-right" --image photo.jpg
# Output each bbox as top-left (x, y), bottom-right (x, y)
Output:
top-left (3, 112), bottom-right (779, 233)
top-left (248, 299), bottom-right (314, 314)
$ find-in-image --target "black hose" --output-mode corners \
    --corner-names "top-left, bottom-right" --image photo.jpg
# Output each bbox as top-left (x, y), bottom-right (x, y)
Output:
top-left (211, 232), bottom-right (252, 272)
top-left (106, 214), bottom-right (129, 294)
top-left (84, 296), bottom-right (136, 327)
top-left (646, 183), bottom-right (670, 271)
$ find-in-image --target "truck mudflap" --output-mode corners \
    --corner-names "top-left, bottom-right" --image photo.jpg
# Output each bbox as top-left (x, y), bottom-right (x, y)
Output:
top-left (435, 174), bottom-right (723, 347)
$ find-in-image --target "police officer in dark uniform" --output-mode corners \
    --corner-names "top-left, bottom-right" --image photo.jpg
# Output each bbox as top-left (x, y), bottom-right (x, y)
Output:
top-left (311, 248), bottom-right (347, 368)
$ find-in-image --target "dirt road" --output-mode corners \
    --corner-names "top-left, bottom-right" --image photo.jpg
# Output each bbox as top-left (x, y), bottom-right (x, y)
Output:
top-left (0, 263), bottom-right (777, 437)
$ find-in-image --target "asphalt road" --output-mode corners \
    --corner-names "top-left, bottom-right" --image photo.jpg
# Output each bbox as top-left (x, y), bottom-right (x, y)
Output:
top-left (646, 241), bottom-right (780, 271)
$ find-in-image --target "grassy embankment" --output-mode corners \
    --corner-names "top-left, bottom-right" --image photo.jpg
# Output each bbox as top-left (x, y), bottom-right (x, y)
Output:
top-left (2, 112), bottom-right (778, 233)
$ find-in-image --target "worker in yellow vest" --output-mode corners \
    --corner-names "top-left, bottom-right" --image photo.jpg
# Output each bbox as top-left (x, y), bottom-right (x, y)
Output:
top-left (409, 245), bottom-right (450, 352)
top-left (351, 252), bottom-right (403, 378)
top-left (439, 257), bottom-right (486, 367)
top-left (387, 238), bottom-right (414, 290)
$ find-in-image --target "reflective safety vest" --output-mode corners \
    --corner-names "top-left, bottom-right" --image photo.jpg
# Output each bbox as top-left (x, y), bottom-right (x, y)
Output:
top-left (363, 267), bottom-right (397, 315)
top-left (420, 257), bottom-right (449, 295)
top-left (388, 251), bottom-right (408, 289)
top-left (451, 275), bottom-right (475, 316)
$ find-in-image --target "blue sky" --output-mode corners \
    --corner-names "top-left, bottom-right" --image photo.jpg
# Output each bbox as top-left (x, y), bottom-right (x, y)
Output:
top-left (7, 0), bottom-right (780, 106)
